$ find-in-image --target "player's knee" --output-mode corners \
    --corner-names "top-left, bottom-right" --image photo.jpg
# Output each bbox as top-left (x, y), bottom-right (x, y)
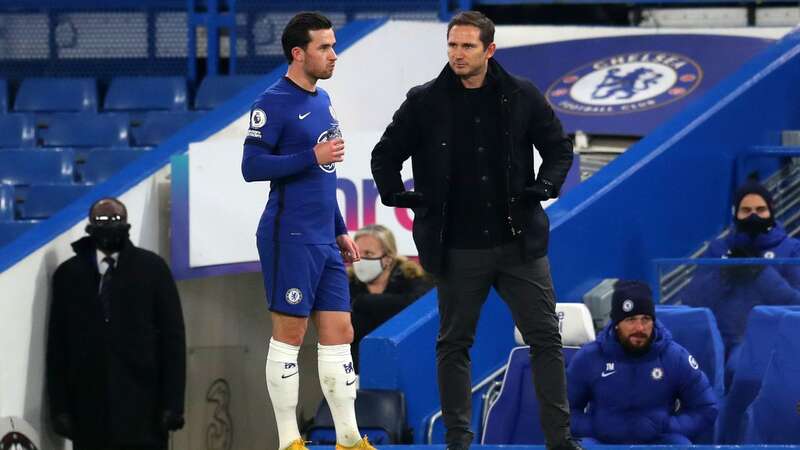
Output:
top-left (273, 323), bottom-right (308, 346)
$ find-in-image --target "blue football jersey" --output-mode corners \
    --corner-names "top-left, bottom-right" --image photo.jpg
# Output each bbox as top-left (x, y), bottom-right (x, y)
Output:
top-left (242, 77), bottom-right (347, 244)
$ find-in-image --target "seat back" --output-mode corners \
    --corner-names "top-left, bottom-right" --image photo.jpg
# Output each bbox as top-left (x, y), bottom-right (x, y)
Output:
top-left (718, 305), bottom-right (800, 443)
top-left (18, 184), bottom-right (92, 220)
top-left (0, 221), bottom-right (38, 248)
top-left (81, 149), bottom-right (146, 184)
top-left (481, 346), bottom-right (581, 444)
top-left (130, 111), bottom-right (203, 147)
top-left (515, 302), bottom-right (595, 347)
top-left (105, 76), bottom-right (187, 111)
top-left (0, 185), bottom-right (14, 221)
top-left (195, 75), bottom-right (262, 110)
top-left (0, 115), bottom-right (36, 148)
top-left (0, 79), bottom-right (7, 113)
top-left (743, 311), bottom-right (800, 444)
top-left (0, 149), bottom-right (75, 185)
top-left (39, 113), bottom-right (129, 148)
top-left (15, 77), bottom-right (97, 112)
top-left (307, 389), bottom-right (409, 445)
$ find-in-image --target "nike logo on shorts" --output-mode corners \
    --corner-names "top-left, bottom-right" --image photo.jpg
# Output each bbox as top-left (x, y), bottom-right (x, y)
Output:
top-left (298, 112), bottom-right (311, 120)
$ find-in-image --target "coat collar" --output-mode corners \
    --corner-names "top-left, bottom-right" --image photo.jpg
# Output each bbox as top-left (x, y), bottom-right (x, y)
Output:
top-left (430, 58), bottom-right (522, 96)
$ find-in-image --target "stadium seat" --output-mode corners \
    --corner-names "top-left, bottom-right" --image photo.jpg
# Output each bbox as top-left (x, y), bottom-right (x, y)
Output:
top-left (104, 76), bottom-right (188, 111)
top-left (0, 79), bottom-right (7, 113)
top-left (0, 185), bottom-right (14, 221)
top-left (742, 311), bottom-right (800, 444)
top-left (82, 149), bottom-right (146, 184)
top-left (130, 111), bottom-right (203, 147)
top-left (307, 389), bottom-right (410, 445)
top-left (14, 78), bottom-right (97, 112)
top-left (0, 221), bottom-right (38, 249)
top-left (718, 305), bottom-right (800, 444)
top-left (656, 306), bottom-right (725, 444)
top-left (38, 113), bottom-right (129, 148)
top-left (195, 75), bottom-right (262, 110)
top-left (484, 303), bottom-right (595, 445)
top-left (0, 115), bottom-right (36, 148)
top-left (0, 149), bottom-right (75, 185)
top-left (17, 184), bottom-right (92, 220)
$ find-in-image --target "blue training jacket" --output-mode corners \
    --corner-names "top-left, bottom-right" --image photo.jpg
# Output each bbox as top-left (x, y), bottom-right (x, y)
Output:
top-left (680, 223), bottom-right (800, 350)
top-left (567, 320), bottom-right (718, 444)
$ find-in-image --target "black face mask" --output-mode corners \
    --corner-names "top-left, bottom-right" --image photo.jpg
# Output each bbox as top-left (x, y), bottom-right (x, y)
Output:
top-left (735, 214), bottom-right (773, 237)
top-left (86, 223), bottom-right (130, 253)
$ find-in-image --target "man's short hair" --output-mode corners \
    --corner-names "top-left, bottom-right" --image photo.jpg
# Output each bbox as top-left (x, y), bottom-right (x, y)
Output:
top-left (281, 12), bottom-right (333, 64)
top-left (447, 10), bottom-right (495, 49)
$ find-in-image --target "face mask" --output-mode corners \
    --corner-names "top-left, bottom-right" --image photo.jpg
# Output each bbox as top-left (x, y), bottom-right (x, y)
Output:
top-left (735, 214), bottom-right (773, 237)
top-left (353, 257), bottom-right (385, 284)
top-left (86, 223), bottom-right (130, 253)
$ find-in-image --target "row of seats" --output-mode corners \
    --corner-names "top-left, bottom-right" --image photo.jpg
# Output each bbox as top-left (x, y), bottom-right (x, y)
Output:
top-left (0, 111), bottom-right (204, 148)
top-left (0, 75), bottom-right (261, 113)
top-left (0, 184), bottom-right (92, 221)
top-left (0, 149), bottom-right (147, 185)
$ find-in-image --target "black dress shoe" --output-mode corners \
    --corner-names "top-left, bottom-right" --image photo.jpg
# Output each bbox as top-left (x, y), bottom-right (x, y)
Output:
top-left (548, 438), bottom-right (585, 450)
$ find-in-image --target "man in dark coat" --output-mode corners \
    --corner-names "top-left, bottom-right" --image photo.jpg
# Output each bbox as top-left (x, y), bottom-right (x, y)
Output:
top-left (568, 281), bottom-right (718, 445)
top-left (46, 198), bottom-right (186, 450)
top-left (370, 11), bottom-right (578, 450)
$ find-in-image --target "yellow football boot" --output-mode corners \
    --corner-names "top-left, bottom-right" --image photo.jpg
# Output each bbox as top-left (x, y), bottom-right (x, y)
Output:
top-left (282, 438), bottom-right (310, 450)
top-left (335, 436), bottom-right (377, 449)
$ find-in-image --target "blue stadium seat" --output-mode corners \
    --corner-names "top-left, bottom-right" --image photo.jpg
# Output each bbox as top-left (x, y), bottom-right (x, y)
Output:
top-left (18, 184), bottom-right (92, 220)
top-left (0, 115), bottom-right (36, 148)
top-left (718, 305), bottom-right (800, 444)
top-left (14, 78), bottom-right (98, 112)
top-left (82, 149), bottom-right (146, 184)
top-left (482, 346), bottom-right (581, 444)
top-left (0, 149), bottom-right (75, 185)
top-left (0, 185), bottom-right (14, 221)
top-left (742, 311), bottom-right (800, 444)
top-left (0, 79), bottom-right (7, 113)
top-left (104, 76), bottom-right (188, 111)
top-left (130, 111), bottom-right (203, 147)
top-left (0, 221), bottom-right (38, 249)
top-left (656, 306), bottom-right (725, 444)
top-left (39, 113), bottom-right (129, 148)
top-left (307, 390), bottom-right (410, 445)
top-left (195, 75), bottom-right (262, 110)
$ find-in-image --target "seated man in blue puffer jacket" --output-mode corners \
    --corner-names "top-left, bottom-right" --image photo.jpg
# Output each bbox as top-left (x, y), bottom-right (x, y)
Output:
top-left (680, 181), bottom-right (800, 364)
top-left (568, 280), bottom-right (718, 445)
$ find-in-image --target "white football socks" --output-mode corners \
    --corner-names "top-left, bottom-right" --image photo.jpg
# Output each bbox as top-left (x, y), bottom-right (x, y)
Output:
top-left (266, 338), bottom-right (302, 450)
top-left (317, 343), bottom-right (361, 446)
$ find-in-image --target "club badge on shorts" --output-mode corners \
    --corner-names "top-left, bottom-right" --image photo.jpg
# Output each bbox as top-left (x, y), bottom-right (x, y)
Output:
top-left (285, 288), bottom-right (303, 305)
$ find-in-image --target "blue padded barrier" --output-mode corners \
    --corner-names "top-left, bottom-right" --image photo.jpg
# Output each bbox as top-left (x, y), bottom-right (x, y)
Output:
top-left (14, 78), bottom-right (97, 112)
top-left (195, 75), bottom-right (263, 110)
top-left (0, 149), bottom-right (75, 185)
top-left (81, 149), bottom-right (147, 185)
top-left (718, 305), bottom-right (800, 444)
top-left (0, 79), bottom-right (7, 113)
top-left (0, 185), bottom-right (14, 221)
top-left (0, 115), bottom-right (36, 148)
top-left (0, 221), bottom-right (38, 249)
top-left (104, 76), bottom-right (188, 111)
top-left (130, 111), bottom-right (204, 147)
top-left (17, 184), bottom-right (93, 220)
top-left (482, 346), bottom-right (581, 445)
top-left (742, 312), bottom-right (800, 444)
top-left (38, 113), bottom-right (129, 148)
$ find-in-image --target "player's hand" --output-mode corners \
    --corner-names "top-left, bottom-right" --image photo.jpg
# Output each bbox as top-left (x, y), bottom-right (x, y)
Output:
top-left (336, 234), bottom-right (360, 263)
top-left (314, 138), bottom-right (345, 165)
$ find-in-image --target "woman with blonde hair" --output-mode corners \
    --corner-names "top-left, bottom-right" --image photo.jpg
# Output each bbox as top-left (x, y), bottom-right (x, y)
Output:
top-left (349, 224), bottom-right (433, 372)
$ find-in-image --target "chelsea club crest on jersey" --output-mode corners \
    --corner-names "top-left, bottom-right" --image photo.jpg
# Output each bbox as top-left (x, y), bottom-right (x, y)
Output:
top-left (546, 51), bottom-right (702, 115)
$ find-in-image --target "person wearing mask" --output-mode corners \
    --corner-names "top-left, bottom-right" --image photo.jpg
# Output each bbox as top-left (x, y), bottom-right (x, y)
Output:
top-left (349, 224), bottom-right (433, 372)
top-left (680, 181), bottom-right (800, 363)
top-left (568, 280), bottom-right (718, 445)
top-left (46, 198), bottom-right (186, 450)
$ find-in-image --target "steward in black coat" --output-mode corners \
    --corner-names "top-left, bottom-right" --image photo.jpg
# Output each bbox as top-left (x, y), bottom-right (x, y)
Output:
top-left (46, 236), bottom-right (185, 450)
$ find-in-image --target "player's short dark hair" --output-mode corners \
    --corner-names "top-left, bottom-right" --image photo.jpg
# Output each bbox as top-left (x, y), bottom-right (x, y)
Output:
top-left (447, 10), bottom-right (495, 49)
top-left (282, 12), bottom-right (333, 64)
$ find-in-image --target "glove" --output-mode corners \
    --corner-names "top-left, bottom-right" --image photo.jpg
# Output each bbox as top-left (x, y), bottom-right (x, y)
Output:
top-left (53, 413), bottom-right (73, 439)
top-left (523, 179), bottom-right (556, 202)
top-left (723, 247), bottom-right (764, 281)
top-left (161, 410), bottom-right (185, 432)
top-left (390, 191), bottom-right (426, 208)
